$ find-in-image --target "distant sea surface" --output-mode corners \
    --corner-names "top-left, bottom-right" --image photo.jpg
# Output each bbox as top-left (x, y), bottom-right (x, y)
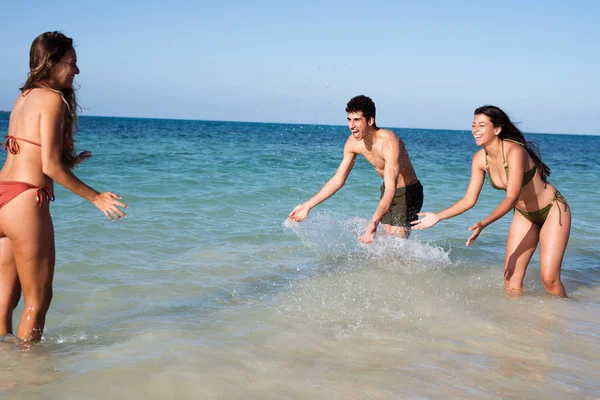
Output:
top-left (1, 112), bottom-right (599, 399)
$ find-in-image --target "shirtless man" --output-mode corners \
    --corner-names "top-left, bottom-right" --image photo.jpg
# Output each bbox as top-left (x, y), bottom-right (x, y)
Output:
top-left (288, 95), bottom-right (423, 243)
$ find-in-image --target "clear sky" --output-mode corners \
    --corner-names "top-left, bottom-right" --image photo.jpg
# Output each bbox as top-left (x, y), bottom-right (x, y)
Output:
top-left (1, 1), bottom-right (598, 134)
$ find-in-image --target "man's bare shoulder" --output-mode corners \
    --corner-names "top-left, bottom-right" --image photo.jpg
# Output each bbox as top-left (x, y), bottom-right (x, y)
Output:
top-left (376, 128), bottom-right (403, 148)
top-left (343, 133), bottom-right (361, 151)
top-left (377, 128), bottom-right (394, 136)
top-left (376, 128), bottom-right (401, 141)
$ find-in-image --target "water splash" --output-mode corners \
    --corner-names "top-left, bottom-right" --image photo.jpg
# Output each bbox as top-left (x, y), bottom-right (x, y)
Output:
top-left (283, 211), bottom-right (451, 270)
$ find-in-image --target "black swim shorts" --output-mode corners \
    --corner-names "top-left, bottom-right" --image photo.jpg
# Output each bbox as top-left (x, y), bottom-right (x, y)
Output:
top-left (379, 180), bottom-right (424, 228)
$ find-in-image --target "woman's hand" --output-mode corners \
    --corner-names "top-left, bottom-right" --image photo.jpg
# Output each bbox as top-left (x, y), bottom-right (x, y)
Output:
top-left (92, 192), bottom-right (128, 221)
top-left (77, 150), bottom-right (92, 164)
top-left (411, 212), bottom-right (440, 230)
top-left (466, 221), bottom-right (484, 246)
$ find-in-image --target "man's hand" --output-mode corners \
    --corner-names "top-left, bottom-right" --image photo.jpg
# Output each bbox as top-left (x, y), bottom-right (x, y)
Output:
top-left (358, 222), bottom-right (377, 244)
top-left (288, 203), bottom-right (310, 222)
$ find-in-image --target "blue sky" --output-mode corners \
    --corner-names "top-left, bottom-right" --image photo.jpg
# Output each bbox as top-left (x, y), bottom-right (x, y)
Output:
top-left (1, 1), bottom-right (598, 134)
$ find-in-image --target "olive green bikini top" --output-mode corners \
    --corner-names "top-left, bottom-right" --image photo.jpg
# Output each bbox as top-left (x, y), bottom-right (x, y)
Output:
top-left (486, 139), bottom-right (536, 191)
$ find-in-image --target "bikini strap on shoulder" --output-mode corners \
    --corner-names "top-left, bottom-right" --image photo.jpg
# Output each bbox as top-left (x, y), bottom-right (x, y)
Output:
top-left (503, 138), bottom-right (525, 146)
top-left (500, 140), bottom-right (507, 165)
top-left (37, 84), bottom-right (71, 112)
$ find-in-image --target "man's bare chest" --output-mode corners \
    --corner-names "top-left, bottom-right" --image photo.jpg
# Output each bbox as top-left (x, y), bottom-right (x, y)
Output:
top-left (358, 149), bottom-right (385, 170)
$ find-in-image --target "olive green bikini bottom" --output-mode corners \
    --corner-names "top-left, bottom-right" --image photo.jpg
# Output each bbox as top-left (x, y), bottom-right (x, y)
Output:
top-left (515, 190), bottom-right (567, 227)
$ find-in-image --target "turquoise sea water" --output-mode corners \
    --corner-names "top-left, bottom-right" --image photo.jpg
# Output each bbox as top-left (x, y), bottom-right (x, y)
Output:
top-left (0, 112), bottom-right (599, 399)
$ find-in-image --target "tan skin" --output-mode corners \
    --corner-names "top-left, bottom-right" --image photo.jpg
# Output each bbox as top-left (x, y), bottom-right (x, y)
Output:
top-left (0, 47), bottom-right (128, 341)
top-left (288, 111), bottom-right (418, 243)
top-left (412, 114), bottom-right (570, 297)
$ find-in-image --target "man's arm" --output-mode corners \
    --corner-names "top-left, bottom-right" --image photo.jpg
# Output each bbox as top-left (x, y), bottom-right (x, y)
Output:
top-left (358, 136), bottom-right (400, 243)
top-left (371, 138), bottom-right (400, 226)
top-left (288, 139), bottom-right (357, 222)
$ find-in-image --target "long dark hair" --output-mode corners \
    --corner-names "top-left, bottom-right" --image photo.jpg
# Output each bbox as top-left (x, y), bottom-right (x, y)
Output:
top-left (475, 105), bottom-right (550, 182)
top-left (20, 31), bottom-right (79, 170)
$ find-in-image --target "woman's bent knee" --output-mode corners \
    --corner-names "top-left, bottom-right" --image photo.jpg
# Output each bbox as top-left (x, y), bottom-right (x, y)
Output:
top-left (23, 291), bottom-right (52, 314)
top-left (541, 276), bottom-right (566, 296)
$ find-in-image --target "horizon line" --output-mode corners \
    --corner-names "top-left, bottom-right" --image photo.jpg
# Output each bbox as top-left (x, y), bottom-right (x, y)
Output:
top-left (0, 110), bottom-right (597, 137)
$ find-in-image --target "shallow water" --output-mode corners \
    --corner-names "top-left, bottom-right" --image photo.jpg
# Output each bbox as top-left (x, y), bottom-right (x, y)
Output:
top-left (0, 114), bottom-right (599, 399)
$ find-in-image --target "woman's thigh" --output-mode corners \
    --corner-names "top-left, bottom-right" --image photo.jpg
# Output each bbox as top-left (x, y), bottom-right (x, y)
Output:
top-left (0, 190), bottom-right (55, 300)
top-left (539, 199), bottom-right (571, 282)
top-left (504, 212), bottom-right (540, 287)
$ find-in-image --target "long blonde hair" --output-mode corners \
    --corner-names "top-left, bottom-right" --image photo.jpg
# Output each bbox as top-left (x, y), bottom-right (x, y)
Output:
top-left (20, 31), bottom-right (79, 169)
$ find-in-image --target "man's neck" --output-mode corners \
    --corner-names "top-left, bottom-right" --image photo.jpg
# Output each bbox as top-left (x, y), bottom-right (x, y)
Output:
top-left (363, 127), bottom-right (378, 145)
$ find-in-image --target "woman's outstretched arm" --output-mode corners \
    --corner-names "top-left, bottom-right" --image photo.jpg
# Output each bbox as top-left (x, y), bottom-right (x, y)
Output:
top-left (39, 90), bottom-right (128, 220)
top-left (465, 144), bottom-right (526, 245)
top-left (412, 151), bottom-right (486, 230)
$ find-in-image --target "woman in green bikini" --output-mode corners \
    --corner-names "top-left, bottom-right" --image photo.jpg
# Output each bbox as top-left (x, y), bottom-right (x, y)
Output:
top-left (412, 105), bottom-right (570, 297)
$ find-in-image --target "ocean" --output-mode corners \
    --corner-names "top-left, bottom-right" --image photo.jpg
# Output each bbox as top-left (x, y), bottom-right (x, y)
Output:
top-left (0, 112), bottom-right (599, 399)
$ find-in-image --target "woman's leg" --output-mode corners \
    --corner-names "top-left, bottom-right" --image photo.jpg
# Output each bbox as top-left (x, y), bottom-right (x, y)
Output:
top-left (504, 213), bottom-right (541, 294)
top-left (538, 200), bottom-right (571, 297)
top-left (0, 238), bottom-right (20, 335)
top-left (0, 190), bottom-right (55, 342)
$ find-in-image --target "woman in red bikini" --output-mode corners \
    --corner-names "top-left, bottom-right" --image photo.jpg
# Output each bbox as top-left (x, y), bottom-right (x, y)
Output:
top-left (412, 105), bottom-right (571, 297)
top-left (0, 32), bottom-right (128, 342)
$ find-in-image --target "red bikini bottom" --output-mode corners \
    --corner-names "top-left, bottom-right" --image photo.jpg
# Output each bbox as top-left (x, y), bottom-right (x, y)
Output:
top-left (0, 181), bottom-right (54, 209)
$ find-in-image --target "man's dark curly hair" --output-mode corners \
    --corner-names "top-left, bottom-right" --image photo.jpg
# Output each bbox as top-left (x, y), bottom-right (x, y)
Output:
top-left (346, 95), bottom-right (377, 128)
